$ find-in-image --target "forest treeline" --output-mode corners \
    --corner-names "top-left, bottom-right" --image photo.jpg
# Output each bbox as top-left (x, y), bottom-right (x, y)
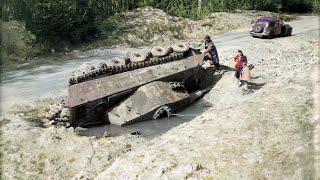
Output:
top-left (1, 0), bottom-right (319, 47)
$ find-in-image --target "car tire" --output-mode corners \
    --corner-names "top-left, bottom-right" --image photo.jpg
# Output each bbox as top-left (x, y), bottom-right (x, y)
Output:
top-left (282, 25), bottom-right (292, 36)
top-left (254, 26), bottom-right (263, 33)
top-left (268, 32), bottom-right (274, 39)
top-left (286, 26), bottom-right (292, 36)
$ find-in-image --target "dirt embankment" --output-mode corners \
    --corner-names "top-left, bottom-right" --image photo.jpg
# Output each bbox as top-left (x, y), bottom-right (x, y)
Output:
top-left (89, 7), bottom-right (282, 49)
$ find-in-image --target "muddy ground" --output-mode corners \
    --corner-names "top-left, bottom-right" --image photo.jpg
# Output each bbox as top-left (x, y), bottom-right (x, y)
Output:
top-left (1, 11), bottom-right (319, 180)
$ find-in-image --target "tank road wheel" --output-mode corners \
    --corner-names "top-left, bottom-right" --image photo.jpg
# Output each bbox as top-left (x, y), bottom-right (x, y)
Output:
top-left (150, 46), bottom-right (169, 57)
top-left (171, 42), bottom-right (189, 53)
top-left (128, 51), bottom-right (148, 62)
top-left (153, 105), bottom-right (172, 119)
top-left (91, 102), bottom-right (107, 119)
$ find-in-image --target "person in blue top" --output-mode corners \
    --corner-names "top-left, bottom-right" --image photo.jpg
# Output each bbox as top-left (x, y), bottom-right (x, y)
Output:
top-left (202, 35), bottom-right (220, 69)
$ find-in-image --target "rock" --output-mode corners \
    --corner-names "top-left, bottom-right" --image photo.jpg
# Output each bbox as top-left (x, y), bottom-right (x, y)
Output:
top-left (72, 50), bottom-right (80, 54)
top-left (70, 63), bottom-right (96, 78)
top-left (102, 131), bottom-right (110, 137)
top-left (60, 108), bottom-right (70, 118)
top-left (49, 120), bottom-right (58, 125)
top-left (47, 102), bottom-right (64, 120)
top-left (75, 127), bottom-right (89, 136)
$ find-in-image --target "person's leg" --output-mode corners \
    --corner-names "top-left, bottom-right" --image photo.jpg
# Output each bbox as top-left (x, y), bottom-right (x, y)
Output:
top-left (241, 80), bottom-right (250, 94)
top-left (240, 79), bottom-right (249, 87)
top-left (243, 81), bottom-right (248, 90)
top-left (203, 55), bottom-right (209, 61)
top-left (235, 68), bottom-right (241, 79)
top-left (212, 57), bottom-right (220, 69)
top-left (206, 52), bottom-right (212, 59)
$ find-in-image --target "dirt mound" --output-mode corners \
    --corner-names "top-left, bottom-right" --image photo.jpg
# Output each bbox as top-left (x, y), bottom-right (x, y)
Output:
top-left (93, 7), bottom-right (279, 48)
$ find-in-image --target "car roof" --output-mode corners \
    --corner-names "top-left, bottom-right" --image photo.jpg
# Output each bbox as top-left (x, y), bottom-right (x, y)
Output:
top-left (257, 17), bottom-right (279, 22)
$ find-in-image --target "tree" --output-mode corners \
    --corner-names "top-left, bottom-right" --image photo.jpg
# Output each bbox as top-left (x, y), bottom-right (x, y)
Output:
top-left (198, 0), bottom-right (202, 16)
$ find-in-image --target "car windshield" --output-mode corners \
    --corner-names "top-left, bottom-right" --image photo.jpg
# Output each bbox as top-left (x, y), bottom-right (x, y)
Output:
top-left (257, 21), bottom-right (268, 25)
top-left (256, 20), bottom-right (275, 27)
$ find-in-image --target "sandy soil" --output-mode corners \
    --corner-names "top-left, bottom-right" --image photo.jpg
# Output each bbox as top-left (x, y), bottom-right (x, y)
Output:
top-left (1, 14), bottom-right (319, 179)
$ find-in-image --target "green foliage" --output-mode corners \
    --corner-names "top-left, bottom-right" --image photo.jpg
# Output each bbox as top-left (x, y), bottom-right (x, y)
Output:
top-left (1, 0), bottom-right (139, 48)
top-left (137, 0), bottom-right (316, 18)
top-left (11, 98), bottom-right (55, 127)
top-left (0, 21), bottom-right (36, 59)
top-left (26, 0), bottom-right (97, 46)
top-left (284, 0), bottom-right (314, 12)
top-left (0, 0), bottom-right (318, 49)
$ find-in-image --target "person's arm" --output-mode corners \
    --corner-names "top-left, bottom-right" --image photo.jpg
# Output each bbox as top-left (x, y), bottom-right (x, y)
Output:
top-left (243, 56), bottom-right (248, 63)
top-left (234, 55), bottom-right (238, 62)
top-left (203, 43), bottom-right (212, 53)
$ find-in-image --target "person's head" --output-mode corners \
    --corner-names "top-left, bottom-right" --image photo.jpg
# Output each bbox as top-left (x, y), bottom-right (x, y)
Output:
top-left (238, 50), bottom-right (243, 56)
top-left (204, 35), bottom-right (211, 42)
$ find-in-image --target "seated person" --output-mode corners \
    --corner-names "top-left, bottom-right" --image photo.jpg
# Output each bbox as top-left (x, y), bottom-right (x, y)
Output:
top-left (202, 35), bottom-right (220, 69)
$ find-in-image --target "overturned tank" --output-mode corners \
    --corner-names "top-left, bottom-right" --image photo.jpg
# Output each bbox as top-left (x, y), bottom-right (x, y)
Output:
top-left (65, 43), bottom-right (216, 127)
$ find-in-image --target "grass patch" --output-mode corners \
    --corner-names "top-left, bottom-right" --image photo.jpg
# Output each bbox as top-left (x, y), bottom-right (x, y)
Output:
top-left (10, 99), bottom-right (55, 127)
top-left (280, 14), bottom-right (298, 21)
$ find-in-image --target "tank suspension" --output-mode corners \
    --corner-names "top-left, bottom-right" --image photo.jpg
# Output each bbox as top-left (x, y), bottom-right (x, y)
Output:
top-left (69, 52), bottom-right (184, 85)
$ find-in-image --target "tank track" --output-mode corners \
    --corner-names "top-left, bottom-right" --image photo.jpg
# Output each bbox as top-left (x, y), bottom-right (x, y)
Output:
top-left (69, 52), bottom-right (184, 85)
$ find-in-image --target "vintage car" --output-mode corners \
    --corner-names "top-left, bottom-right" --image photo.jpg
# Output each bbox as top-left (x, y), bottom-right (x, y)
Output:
top-left (250, 17), bottom-right (292, 38)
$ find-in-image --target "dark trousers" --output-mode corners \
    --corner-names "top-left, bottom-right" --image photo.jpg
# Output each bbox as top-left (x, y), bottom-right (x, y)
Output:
top-left (235, 67), bottom-right (243, 79)
top-left (203, 55), bottom-right (220, 69)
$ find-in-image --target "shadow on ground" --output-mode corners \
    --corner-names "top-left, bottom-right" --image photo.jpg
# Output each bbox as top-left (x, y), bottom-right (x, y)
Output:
top-left (247, 81), bottom-right (266, 90)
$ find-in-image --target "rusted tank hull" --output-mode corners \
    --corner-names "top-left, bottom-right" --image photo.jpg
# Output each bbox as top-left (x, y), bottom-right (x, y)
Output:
top-left (65, 50), bottom-right (215, 127)
top-left (108, 68), bottom-right (215, 126)
top-left (65, 54), bottom-right (202, 108)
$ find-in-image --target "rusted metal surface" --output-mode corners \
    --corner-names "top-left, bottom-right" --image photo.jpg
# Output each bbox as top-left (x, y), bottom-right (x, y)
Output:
top-left (108, 71), bottom-right (215, 126)
top-left (68, 52), bottom-right (184, 85)
top-left (65, 54), bottom-right (203, 108)
top-left (65, 47), bottom-right (217, 127)
top-left (108, 81), bottom-right (189, 126)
